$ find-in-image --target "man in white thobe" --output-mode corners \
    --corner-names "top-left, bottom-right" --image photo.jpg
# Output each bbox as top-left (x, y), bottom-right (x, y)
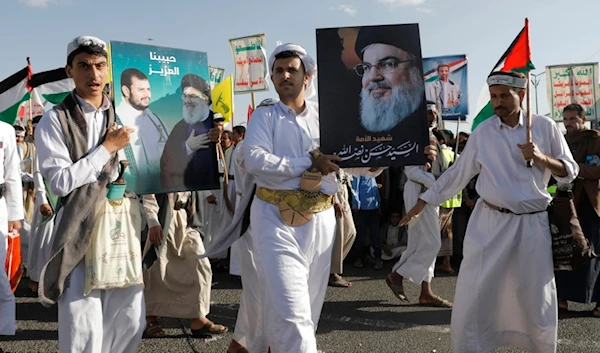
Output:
top-left (116, 67), bottom-right (170, 194)
top-left (401, 71), bottom-right (578, 353)
top-left (35, 36), bottom-right (145, 353)
top-left (386, 102), bottom-right (452, 308)
top-left (228, 126), bottom-right (245, 277)
top-left (243, 43), bottom-right (393, 353)
top-left (27, 116), bottom-right (57, 294)
top-left (226, 126), bottom-right (266, 353)
top-left (0, 121), bottom-right (24, 336)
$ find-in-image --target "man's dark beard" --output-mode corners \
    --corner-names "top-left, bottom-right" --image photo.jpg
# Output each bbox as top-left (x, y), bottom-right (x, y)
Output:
top-left (129, 99), bottom-right (148, 111)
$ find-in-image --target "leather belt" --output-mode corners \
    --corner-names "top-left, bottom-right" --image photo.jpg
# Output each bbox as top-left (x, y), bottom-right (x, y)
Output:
top-left (0, 183), bottom-right (4, 199)
top-left (228, 174), bottom-right (235, 180)
top-left (483, 199), bottom-right (546, 215)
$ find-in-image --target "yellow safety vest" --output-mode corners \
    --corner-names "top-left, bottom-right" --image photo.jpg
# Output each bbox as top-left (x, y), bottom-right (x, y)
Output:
top-left (440, 148), bottom-right (463, 208)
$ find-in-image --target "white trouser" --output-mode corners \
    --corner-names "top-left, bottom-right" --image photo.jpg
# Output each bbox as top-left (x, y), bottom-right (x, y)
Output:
top-left (58, 261), bottom-right (145, 353)
top-left (232, 227), bottom-right (267, 352)
top-left (0, 197), bottom-right (16, 335)
top-left (251, 198), bottom-right (336, 353)
top-left (393, 205), bottom-right (441, 284)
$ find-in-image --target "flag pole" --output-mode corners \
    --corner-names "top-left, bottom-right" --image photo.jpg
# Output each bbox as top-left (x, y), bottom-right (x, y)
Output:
top-left (525, 18), bottom-right (533, 168)
top-left (526, 70), bottom-right (533, 168)
top-left (26, 57), bottom-right (32, 126)
top-left (231, 76), bottom-right (234, 127)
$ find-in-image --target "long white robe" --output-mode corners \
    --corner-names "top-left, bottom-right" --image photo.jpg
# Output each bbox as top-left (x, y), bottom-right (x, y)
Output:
top-left (392, 166), bottom-right (440, 284)
top-left (244, 100), bottom-right (383, 353)
top-left (228, 142), bottom-right (242, 276)
top-left (420, 112), bottom-right (578, 353)
top-left (201, 186), bottom-right (232, 260)
top-left (35, 95), bottom-right (145, 353)
top-left (0, 122), bottom-right (24, 336)
top-left (27, 155), bottom-right (55, 283)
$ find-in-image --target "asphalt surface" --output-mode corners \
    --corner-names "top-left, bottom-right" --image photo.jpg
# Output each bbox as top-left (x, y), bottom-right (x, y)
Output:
top-left (2, 261), bottom-right (600, 353)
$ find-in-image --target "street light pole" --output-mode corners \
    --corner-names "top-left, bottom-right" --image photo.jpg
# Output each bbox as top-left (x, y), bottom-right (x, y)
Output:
top-left (531, 71), bottom-right (545, 114)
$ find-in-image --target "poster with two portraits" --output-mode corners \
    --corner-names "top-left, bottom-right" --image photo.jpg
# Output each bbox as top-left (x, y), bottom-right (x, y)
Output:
top-left (109, 41), bottom-right (220, 195)
top-left (317, 24), bottom-right (468, 168)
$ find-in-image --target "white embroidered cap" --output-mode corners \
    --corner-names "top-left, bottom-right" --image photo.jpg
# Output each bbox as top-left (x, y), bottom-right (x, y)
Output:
top-left (67, 36), bottom-right (107, 58)
top-left (487, 74), bottom-right (527, 89)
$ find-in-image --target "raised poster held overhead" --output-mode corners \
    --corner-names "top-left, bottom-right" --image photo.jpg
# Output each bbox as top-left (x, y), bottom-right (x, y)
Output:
top-left (229, 34), bottom-right (269, 93)
top-left (316, 23), bottom-right (429, 167)
top-left (423, 54), bottom-right (468, 120)
top-left (110, 41), bottom-right (220, 195)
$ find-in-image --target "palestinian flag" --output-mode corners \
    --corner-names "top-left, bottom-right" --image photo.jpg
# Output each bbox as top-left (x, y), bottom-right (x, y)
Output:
top-left (0, 65), bottom-right (32, 124)
top-left (28, 68), bottom-right (74, 104)
top-left (471, 18), bottom-right (535, 131)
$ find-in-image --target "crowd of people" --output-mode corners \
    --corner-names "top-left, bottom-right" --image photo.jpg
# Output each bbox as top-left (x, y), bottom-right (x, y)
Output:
top-left (0, 33), bottom-right (598, 353)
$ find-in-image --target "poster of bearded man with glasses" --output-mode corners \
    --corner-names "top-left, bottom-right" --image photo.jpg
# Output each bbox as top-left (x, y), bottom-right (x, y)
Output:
top-left (316, 24), bottom-right (429, 167)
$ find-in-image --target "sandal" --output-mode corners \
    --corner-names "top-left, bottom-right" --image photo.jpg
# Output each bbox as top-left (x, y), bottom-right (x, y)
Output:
top-left (329, 274), bottom-right (352, 287)
top-left (143, 321), bottom-right (165, 338)
top-left (374, 260), bottom-right (384, 270)
top-left (419, 296), bottom-right (453, 308)
top-left (191, 320), bottom-right (229, 338)
top-left (385, 276), bottom-right (409, 302)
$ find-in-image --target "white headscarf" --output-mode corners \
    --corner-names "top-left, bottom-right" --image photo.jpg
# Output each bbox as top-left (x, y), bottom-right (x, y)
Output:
top-left (268, 43), bottom-right (317, 99)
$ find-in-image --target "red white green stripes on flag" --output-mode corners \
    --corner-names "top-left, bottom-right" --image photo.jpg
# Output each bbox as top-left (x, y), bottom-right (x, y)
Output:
top-left (28, 68), bottom-right (74, 104)
top-left (0, 65), bottom-right (74, 124)
top-left (471, 19), bottom-right (535, 131)
top-left (0, 66), bottom-right (32, 124)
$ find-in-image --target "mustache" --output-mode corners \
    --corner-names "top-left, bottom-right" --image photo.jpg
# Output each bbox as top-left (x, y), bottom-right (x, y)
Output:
top-left (366, 81), bottom-right (392, 92)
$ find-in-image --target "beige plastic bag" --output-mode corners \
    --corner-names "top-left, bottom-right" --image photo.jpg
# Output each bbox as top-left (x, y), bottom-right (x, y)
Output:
top-left (84, 197), bottom-right (144, 295)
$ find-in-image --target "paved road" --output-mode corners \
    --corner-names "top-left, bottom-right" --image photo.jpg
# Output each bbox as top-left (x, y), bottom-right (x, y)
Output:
top-left (2, 261), bottom-right (600, 353)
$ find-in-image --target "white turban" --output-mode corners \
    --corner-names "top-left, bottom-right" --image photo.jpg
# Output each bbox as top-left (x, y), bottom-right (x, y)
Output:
top-left (268, 43), bottom-right (318, 99)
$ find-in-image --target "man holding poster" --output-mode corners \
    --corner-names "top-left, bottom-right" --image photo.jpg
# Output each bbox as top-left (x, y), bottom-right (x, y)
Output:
top-left (242, 42), bottom-right (437, 353)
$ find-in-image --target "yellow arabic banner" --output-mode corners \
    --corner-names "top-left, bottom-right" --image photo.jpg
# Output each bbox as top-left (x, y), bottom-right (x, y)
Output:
top-left (212, 75), bottom-right (234, 123)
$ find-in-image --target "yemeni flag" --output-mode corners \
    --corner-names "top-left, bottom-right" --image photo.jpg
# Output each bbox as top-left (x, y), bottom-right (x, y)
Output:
top-left (0, 64), bottom-right (32, 124)
top-left (471, 18), bottom-right (535, 131)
